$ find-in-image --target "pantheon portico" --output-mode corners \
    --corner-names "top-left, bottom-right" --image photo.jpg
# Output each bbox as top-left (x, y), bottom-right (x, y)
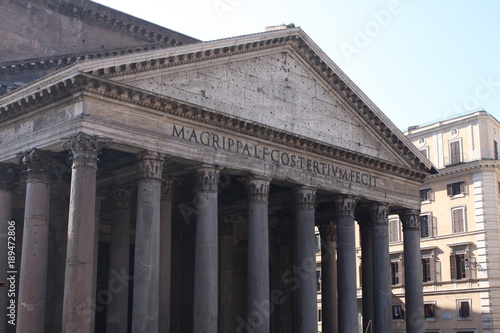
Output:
top-left (0, 23), bottom-right (436, 333)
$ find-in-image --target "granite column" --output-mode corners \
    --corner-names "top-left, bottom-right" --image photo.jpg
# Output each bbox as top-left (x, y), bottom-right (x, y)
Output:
top-left (160, 177), bottom-right (176, 333)
top-left (192, 165), bottom-right (221, 332)
top-left (240, 176), bottom-right (271, 333)
top-left (293, 186), bottom-right (317, 333)
top-left (358, 217), bottom-right (374, 333)
top-left (16, 149), bottom-right (51, 333)
top-left (219, 217), bottom-right (233, 333)
top-left (62, 132), bottom-right (110, 332)
top-left (319, 222), bottom-right (338, 333)
top-left (334, 195), bottom-right (358, 333)
top-left (401, 210), bottom-right (424, 333)
top-left (131, 151), bottom-right (165, 332)
top-left (106, 187), bottom-right (132, 333)
top-left (371, 204), bottom-right (392, 333)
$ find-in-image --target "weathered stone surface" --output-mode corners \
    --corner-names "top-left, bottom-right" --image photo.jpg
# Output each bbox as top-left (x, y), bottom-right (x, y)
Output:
top-left (125, 53), bottom-right (397, 162)
top-left (0, 0), bottom-right (198, 64)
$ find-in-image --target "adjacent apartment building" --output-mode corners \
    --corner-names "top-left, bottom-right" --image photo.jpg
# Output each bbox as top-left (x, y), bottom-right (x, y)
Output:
top-left (385, 110), bottom-right (500, 333)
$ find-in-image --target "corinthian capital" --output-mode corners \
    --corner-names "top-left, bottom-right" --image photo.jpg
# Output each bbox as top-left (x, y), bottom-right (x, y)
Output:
top-left (333, 195), bottom-right (358, 218)
top-left (239, 175), bottom-right (271, 202)
top-left (193, 164), bottom-right (222, 193)
top-left (161, 177), bottom-right (180, 201)
top-left (319, 222), bottom-right (336, 242)
top-left (401, 209), bottom-right (421, 231)
top-left (61, 132), bottom-right (111, 168)
top-left (294, 186), bottom-right (316, 210)
top-left (371, 203), bottom-right (390, 227)
top-left (136, 151), bottom-right (166, 180)
top-left (112, 187), bottom-right (133, 210)
top-left (18, 148), bottom-right (51, 183)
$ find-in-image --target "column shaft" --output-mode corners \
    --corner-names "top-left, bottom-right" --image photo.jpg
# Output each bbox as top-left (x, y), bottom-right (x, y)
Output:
top-left (241, 176), bottom-right (271, 333)
top-left (219, 217), bottom-right (233, 333)
top-left (319, 222), bottom-right (338, 333)
top-left (62, 133), bottom-right (110, 332)
top-left (132, 151), bottom-right (165, 332)
top-left (0, 164), bottom-right (15, 333)
top-left (402, 211), bottom-right (424, 333)
top-left (359, 219), bottom-right (374, 333)
top-left (294, 187), bottom-right (317, 333)
top-left (193, 165), bottom-right (220, 332)
top-left (335, 196), bottom-right (358, 333)
top-left (371, 205), bottom-right (392, 333)
top-left (17, 149), bottom-right (51, 333)
top-left (106, 188), bottom-right (132, 333)
top-left (160, 178), bottom-right (175, 333)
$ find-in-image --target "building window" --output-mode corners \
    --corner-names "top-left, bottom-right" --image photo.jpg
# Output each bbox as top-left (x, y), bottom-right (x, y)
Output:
top-left (422, 248), bottom-right (438, 283)
top-left (447, 181), bottom-right (466, 197)
top-left (315, 233), bottom-right (321, 253)
top-left (419, 147), bottom-right (429, 159)
top-left (390, 253), bottom-right (403, 286)
top-left (456, 299), bottom-right (472, 319)
top-left (389, 218), bottom-right (401, 243)
top-left (392, 304), bottom-right (405, 320)
top-left (316, 269), bottom-right (321, 292)
top-left (424, 302), bottom-right (436, 319)
top-left (420, 213), bottom-right (434, 238)
top-left (451, 206), bottom-right (467, 233)
top-left (449, 139), bottom-right (462, 165)
top-left (450, 244), bottom-right (475, 281)
top-left (420, 188), bottom-right (432, 203)
top-left (318, 308), bottom-right (322, 323)
top-left (495, 140), bottom-right (498, 160)
top-left (422, 257), bottom-right (432, 283)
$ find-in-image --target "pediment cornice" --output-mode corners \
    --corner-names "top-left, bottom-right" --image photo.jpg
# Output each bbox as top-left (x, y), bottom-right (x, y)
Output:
top-left (75, 29), bottom-right (435, 174)
top-left (0, 73), bottom-right (430, 182)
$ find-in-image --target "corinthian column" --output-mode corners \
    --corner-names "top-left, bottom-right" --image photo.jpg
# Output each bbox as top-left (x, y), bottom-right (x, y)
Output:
top-left (160, 177), bottom-right (177, 333)
top-left (16, 149), bottom-right (51, 333)
top-left (62, 133), bottom-right (110, 333)
top-left (240, 175), bottom-right (272, 333)
top-left (357, 216), bottom-right (373, 333)
top-left (0, 164), bottom-right (15, 333)
top-left (401, 210), bottom-right (424, 333)
top-left (132, 151), bottom-right (165, 333)
top-left (371, 204), bottom-right (392, 333)
top-left (106, 187), bottom-right (132, 333)
top-left (318, 221), bottom-right (338, 333)
top-left (293, 186), bottom-right (317, 333)
top-left (192, 165), bottom-right (221, 333)
top-left (334, 195), bottom-right (358, 333)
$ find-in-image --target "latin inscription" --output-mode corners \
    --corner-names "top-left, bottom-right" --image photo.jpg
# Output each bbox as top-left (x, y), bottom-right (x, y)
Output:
top-left (172, 125), bottom-right (378, 187)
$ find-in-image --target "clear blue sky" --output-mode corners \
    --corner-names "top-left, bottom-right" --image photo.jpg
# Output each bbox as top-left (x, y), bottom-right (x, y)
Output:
top-left (94, 0), bottom-right (500, 131)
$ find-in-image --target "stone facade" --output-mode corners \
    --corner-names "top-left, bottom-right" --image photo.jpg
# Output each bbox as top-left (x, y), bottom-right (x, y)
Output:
top-left (0, 1), bottom-right (436, 332)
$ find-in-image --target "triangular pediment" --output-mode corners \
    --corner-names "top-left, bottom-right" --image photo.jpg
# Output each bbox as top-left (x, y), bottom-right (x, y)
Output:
top-left (0, 28), bottom-right (436, 176)
top-left (119, 52), bottom-right (401, 163)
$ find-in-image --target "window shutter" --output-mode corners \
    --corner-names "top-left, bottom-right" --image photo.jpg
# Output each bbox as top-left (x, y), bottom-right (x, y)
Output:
top-left (432, 216), bottom-right (437, 237)
top-left (399, 260), bottom-right (404, 286)
top-left (450, 254), bottom-right (456, 280)
top-left (460, 181), bottom-right (466, 195)
top-left (435, 260), bottom-right (441, 282)
top-left (469, 256), bottom-right (477, 279)
top-left (447, 184), bottom-right (453, 196)
top-left (430, 256), bottom-right (436, 282)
